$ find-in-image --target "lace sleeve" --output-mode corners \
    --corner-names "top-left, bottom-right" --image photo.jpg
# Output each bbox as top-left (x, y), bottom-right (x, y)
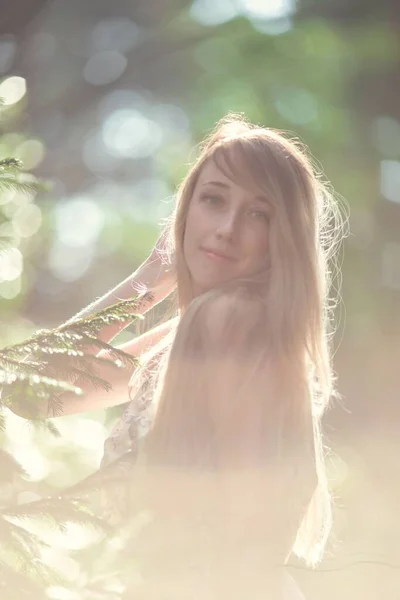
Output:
top-left (101, 374), bottom-right (154, 469)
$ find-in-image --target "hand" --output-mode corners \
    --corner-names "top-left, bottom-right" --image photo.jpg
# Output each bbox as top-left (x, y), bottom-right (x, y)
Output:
top-left (132, 221), bottom-right (177, 302)
top-left (148, 219), bottom-right (175, 271)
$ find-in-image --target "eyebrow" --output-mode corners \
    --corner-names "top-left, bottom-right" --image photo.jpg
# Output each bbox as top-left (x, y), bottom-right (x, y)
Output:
top-left (201, 180), bottom-right (271, 206)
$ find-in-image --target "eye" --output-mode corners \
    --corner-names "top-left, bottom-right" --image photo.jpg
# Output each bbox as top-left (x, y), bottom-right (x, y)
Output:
top-left (200, 194), bottom-right (224, 206)
top-left (248, 209), bottom-right (269, 222)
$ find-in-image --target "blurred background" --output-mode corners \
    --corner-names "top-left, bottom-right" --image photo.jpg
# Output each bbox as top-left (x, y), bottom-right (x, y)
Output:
top-left (0, 0), bottom-right (400, 598)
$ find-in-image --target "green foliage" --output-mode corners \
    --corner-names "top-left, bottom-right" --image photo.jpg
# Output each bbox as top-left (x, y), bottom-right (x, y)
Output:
top-left (0, 3), bottom-right (398, 597)
top-left (0, 156), bottom-right (43, 250)
top-left (0, 296), bottom-right (149, 598)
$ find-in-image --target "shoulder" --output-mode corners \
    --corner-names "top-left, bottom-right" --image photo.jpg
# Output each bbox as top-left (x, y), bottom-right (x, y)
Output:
top-left (210, 283), bottom-right (264, 320)
top-left (117, 315), bottom-right (179, 356)
top-left (191, 284), bottom-right (266, 347)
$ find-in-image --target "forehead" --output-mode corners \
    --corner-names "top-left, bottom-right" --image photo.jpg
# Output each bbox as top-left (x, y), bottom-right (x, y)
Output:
top-left (196, 159), bottom-right (233, 186)
top-left (196, 158), bottom-right (270, 207)
top-left (195, 144), bottom-right (272, 200)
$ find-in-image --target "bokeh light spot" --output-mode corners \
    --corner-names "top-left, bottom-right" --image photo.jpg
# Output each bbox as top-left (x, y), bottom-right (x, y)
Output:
top-left (12, 203), bottom-right (42, 238)
top-left (0, 188), bottom-right (16, 206)
top-left (83, 51), bottom-right (127, 86)
top-left (0, 277), bottom-right (21, 299)
top-left (194, 38), bottom-right (238, 74)
top-left (0, 247), bottom-right (23, 281)
top-left (251, 16), bottom-right (292, 35)
top-left (48, 241), bottom-right (94, 283)
top-left (91, 17), bottom-right (142, 54)
top-left (102, 109), bottom-right (163, 158)
top-left (16, 139), bottom-right (46, 170)
top-left (0, 76), bottom-right (27, 106)
top-left (190, 0), bottom-right (239, 26)
top-left (47, 586), bottom-right (82, 600)
top-left (129, 178), bottom-right (172, 221)
top-left (241, 0), bottom-right (295, 20)
top-left (274, 88), bottom-right (318, 124)
top-left (152, 103), bottom-right (191, 146)
top-left (372, 116), bottom-right (400, 158)
top-left (55, 198), bottom-right (105, 248)
top-left (97, 89), bottom-right (150, 121)
top-left (380, 160), bottom-right (400, 204)
top-left (82, 131), bottom-right (120, 173)
top-left (12, 445), bottom-right (50, 481)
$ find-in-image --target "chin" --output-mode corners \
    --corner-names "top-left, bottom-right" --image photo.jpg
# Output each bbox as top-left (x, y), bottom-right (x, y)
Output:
top-left (186, 254), bottom-right (238, 294)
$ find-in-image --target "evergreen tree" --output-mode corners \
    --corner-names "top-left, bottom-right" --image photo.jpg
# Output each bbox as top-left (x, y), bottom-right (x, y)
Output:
top-left (0, 114), bottom-right (146, 598)
top-left (0, 292), bottom-right (149, 599)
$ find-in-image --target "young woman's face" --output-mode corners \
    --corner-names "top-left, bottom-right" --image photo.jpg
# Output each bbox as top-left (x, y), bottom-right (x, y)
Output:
top-left (183, 159), bottom-right (271, 295)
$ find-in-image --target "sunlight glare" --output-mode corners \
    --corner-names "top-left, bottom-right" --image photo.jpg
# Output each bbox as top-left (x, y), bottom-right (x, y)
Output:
top-left (83, 51), bottom-right (127, 86)
top-left (55, 197), bottom-right (105, 248)
top-left (190, 0), bottom-right (239, 26)
top-left (0, 76), bottom-right (26, 105)
top-left (48, 240), bottom-right (94, 282)
top-left (0, 247), bottom-right (23, 281)
top-left (241, 0), bottom-right (295, 20)
top-left (0, 277), bottom-right (21, 299)
top-left (12, 203), bottom-right (42, 238)
top-left (102, 109), bottom-right (163, 158)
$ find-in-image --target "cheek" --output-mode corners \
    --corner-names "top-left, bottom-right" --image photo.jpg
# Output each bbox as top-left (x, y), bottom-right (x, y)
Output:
top-left (184, 203), bottom-right (205, 250)
top-left (183, 209), bottom-right (193, 257)
top-left (183, 205), bottom-right (198, 261)
top-left (245, 228), bottom-right (269, 267)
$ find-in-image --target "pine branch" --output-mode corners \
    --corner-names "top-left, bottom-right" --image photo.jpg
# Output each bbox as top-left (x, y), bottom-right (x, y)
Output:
top-left (0, 517), bottom-right (50, 558)
top-left (0, 114), bottom-right (128, 598)
top-left (0, 449), bottom-right (27, 484)
top-left (23, 417), bottom-right (62, 437)
top-left (0, 157), bottom-right (23, 171)
top-left (0, 297), bottom-right (143, 416)
top-left (30, 351), bottom-right (137, 387)
top-left (60, 367), bottom-right (112, 392)
top-left (58, 292), bottom-right (152, 338)
top-left (0, 355), bottom-right (42, 374)
top-left (0, 562), bottom-right (50, 600)
top-left (3, 497), bottom-right (111, 536)
top-left (0, 175), bottom-right (43, 196)
top-left (0, 370), bottom-right (83, 418)
top-left (0, 294), bottom-right (148, 597)
top-left (8, 330), bottom-right (97, 356)
top-left (0, 518), bottom-right (64, 590)
top-left (0, 157), bottom-right (48, 195)
top-left (61, 450), bottom-right (135, 499)
top-left (0, 369), bottom-right (82, 392)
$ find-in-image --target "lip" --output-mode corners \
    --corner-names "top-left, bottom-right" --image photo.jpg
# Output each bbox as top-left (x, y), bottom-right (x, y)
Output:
top-left (201, 247), bottom-right (236, 261)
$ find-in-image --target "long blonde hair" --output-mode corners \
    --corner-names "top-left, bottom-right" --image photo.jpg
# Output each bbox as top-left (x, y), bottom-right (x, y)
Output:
top-left (129, 113), bottom-right (346, 567)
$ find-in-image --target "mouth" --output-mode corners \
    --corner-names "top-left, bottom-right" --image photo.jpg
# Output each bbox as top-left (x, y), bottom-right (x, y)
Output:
top-left (201, 247), bottom-right (236, 262)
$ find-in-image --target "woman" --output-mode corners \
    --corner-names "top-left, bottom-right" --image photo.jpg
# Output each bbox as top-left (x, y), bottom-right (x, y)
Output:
top-left (56, 113), bottom-right (345, 598)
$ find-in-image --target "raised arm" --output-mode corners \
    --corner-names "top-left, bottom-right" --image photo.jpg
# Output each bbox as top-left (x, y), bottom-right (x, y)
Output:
top-left (12, 230), bottom-right (177, 419)
top-left (62, 228), bottom-right (175, 348)
top-left (11, 316), bottom-right (178, 419)
top-left (49, 316), bottom-right (178, 417)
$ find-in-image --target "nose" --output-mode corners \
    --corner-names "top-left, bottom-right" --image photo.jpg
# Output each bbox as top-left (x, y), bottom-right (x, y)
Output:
top-left (215, 209), bottom-right (240, 241)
